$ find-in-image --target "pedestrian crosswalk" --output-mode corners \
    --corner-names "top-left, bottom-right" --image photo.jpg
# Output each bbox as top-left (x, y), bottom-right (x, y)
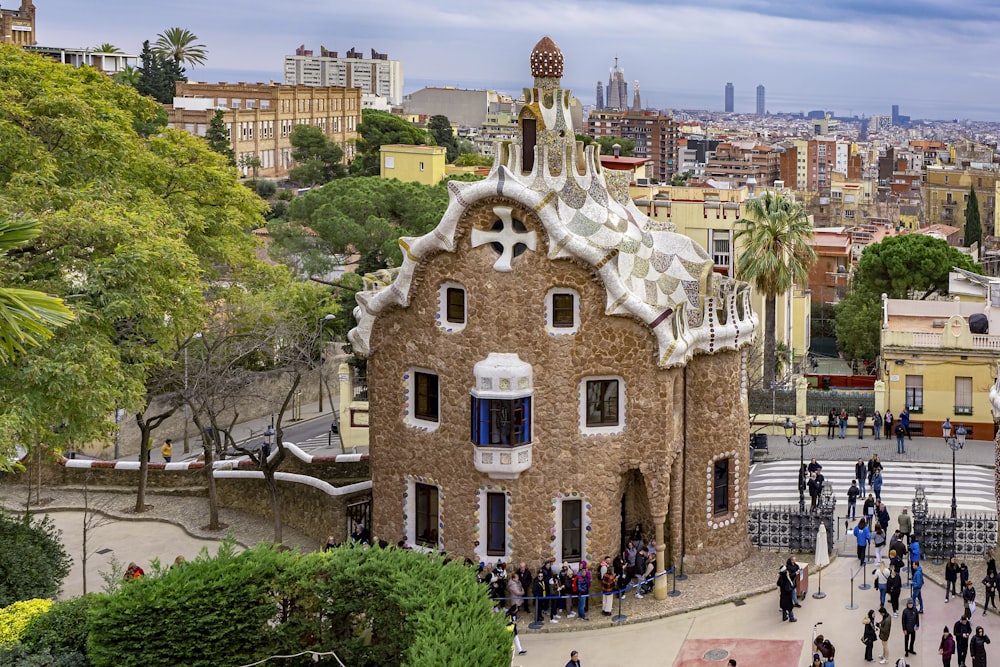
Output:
top-left (749, 460), bottom-right (998, 514)
top-left (284, 433), bottom-right (344, 451)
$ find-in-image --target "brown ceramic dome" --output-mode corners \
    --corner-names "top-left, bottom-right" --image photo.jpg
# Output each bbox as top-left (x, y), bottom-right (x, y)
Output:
top-left (530, 36), bottom-right (563, 78)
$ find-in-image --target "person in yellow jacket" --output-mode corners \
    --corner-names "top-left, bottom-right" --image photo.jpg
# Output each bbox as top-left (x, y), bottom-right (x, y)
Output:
top-left (161, 438), bottom-right (173, 463)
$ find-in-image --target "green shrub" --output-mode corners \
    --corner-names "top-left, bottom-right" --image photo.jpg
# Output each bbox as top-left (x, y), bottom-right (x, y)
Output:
top-left (0, 599), bottom-right (52, 646)
top-left (0, 514), bottom-right (71, 607)
top-left (255, 180), bottom-right (277, 198)
top-left (20, 594), bottom-right (96, 662)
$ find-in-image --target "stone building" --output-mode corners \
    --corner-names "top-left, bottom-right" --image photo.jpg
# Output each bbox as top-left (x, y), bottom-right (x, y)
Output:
top-left (349, 37), bottom-right (758, 593)
top-left (1, 0), bottom-right (34, 46)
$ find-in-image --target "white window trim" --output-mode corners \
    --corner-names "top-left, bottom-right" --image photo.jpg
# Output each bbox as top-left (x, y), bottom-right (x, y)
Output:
top-left (552, 494), bottom-right (590, 565)
top-left (474, 488), bottom-right (512, 563)
top-left (436, 281), bottom-right (466, 333)
top-left (545, 287), bottom-right (581, 335)
top-left (579, 375), bottom-right (625, 436)
top-left (404, 476), bottom-right (443, 553)
top-left (405, 368), bottom-right (440, 432)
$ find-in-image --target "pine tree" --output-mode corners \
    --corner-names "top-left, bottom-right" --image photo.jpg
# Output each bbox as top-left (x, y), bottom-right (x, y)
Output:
top-left (205, 110), bottom-right (235, 166)
top-left (965, 185), bottom-right (982, 249)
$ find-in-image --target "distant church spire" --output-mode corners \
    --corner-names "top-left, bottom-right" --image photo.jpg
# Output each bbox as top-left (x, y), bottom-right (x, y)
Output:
top-left (631, 80), bottom-right (641, 111)
top-left (606, 55), bottom-right (628, 111)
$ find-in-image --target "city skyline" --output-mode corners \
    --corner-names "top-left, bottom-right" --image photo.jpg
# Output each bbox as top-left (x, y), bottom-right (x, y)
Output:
top-left (35, 0), bottom-right (1000, 121)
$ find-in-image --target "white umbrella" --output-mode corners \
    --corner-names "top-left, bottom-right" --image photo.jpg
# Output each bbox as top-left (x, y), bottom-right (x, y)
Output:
top-left (813, 523), bottom-right (831, 599)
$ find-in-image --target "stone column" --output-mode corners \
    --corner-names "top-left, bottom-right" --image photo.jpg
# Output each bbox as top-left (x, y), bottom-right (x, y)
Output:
top-left (795, 376), bottom-right (808, 418)
top-left (653, 514), bottom-right (668, 600)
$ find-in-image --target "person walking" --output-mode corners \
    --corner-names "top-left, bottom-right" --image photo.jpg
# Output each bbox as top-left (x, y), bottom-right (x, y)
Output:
top-left (777, 565), bottom-right (797, 622)
top-left (161, 438), bottom-right (173, 463)
top-left (857, 458), bottom-right (869, 496)
top-left (827, 408), bottom-right (837, 439)
top-left (913, 561), bottom-right (926, 614)
top-left (942, 626), bottom-right (957, 667)
top-left (902, 599), bottom-right (920, 656)
top-left (855, 518), bottom-right (872, 566)
top-left (863, 613), bottom-right (878, 662)
top-left (872, 469), bottom-right (884, 503)
top-left (956, 614), bottom-right (973, 667)
top-left (971, 627), bottom-right (991, 667)
top-left (874, 524), bottom-right (887, 563)
top-left (565, 649), bottom-right (582, 667)
top-left (947, 558), bottom-right (961, 602)
top-left (884, 410), bottom-right (894, 439)
top-left (857, 404), bottom-right (867, 439)
top-left (864, 494), bottom-right (877, 525)
top-left (878, 606), bottom-right (892, 664)
top-left (983, 571), bottom-right (997, 615)
top-left (964, 580), bottom-right (978, 617)
top-left (895, 421), bottom-right (907, 454)
top-left (873, 410), bottom-right (883, 440)
top-left (506, 604), bottom-right (526, 656)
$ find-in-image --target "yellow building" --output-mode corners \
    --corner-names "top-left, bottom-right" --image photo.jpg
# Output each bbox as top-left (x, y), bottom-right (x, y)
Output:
top-left (379, 144), bottom-right (446, 185)
top-left (634, 184), bottom-right (812, 373)
top-left (880, 281), bottom-right (1000, 440)
top-left (923, 166), bottom-right (997, 238)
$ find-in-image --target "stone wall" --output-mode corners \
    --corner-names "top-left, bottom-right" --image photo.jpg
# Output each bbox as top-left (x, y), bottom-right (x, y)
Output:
top-left (367, 197), bottom-right (749, 571)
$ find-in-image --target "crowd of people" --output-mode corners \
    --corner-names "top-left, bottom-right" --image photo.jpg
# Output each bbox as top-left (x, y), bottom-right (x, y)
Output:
top-left (825, 406), bottom-right (912, 450)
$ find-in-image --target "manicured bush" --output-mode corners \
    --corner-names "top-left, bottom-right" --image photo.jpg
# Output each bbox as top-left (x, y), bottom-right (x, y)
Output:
top-left (18, 594), bottom-right (97, 664)
top-left (0, 599), bottom-right (52, 646)
top-left (0, 513), bottom-right (71, 607)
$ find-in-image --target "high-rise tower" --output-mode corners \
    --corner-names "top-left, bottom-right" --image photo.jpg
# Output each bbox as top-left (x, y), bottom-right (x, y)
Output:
top-left (724, 82), bottom-right (734, 113)
top-left (596, 81), bottom-right (604, 110)
top-left (631, 80), bottom-right (641, 111)
top-left (756, 84), bottom-right (765, 116)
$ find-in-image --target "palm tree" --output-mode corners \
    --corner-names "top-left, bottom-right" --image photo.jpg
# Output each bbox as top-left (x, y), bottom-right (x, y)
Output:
top-left (153, 27), bottom-right (208, 68)
top-left (734, 191), bottom-right (815, 388)
top-left (93, 43), bottom-right (122, 53)
top-left (0, 216), bottom-right (75, 363)
top-left (112, 64), bottom-right (140, 88)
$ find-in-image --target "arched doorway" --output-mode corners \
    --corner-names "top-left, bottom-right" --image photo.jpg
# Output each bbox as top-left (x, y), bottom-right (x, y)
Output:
top-left (619, 469), bottom-right (652, 552)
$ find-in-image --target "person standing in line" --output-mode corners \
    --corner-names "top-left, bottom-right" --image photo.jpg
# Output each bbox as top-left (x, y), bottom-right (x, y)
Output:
top-left (961, 563), bottom-right (971, 589)
top-left (857, 404), bottom-right (868, 439)
top-left (839, 408), bottom-right (848, 438)
top-left (913, 561), bottom-right (926, 614)
top-left (532, 571), bottom-right (546, 623)
top-left (898, 508), bottom-right (913, 545)
top-left (863, 613), bottom-right (878, 662)
top-left (565, 650), bottom-right (582, 667)
top-left (873, 559), bottom-right (890, 607)
top-left (516, 562), bottom-right (533, 616)
top-left (884, 410), bottom-right (894, 439)
top-left (956, 613), bottom-right (973, 667)
top-left (982, 571), bottom-right (997, 615)
top-left (827, 408), bottom-right (837, 439)
top-left (971, 627), bottom-right (991, 667)
top-left (942, 626), bottom-right (958, 667)
top-left (855, 518), bottom-right (872, 566)
top-left (873, 410), bottom-right (883, 440)
top-left (878, 606), bottom-right (892, 664)
top-left (855, 458), bottom-right (868, 497)
top-left (877, 503), bottom-right (891, 534)
top-left (600, 561), bottom-right (616, 616)
top-left (848, 480), bottom-right (860, 520)
top-left (900, 408), bottom-right (911, 439)
top-left (873, 524), bottom-right (887, 563)
top-left (947, 558), bottom-right (962, 602)
top-left (895, 420), bottom-right (907, 454)
top-left (902, 599), bottom-right (920, 656)
top-left (888, 565), bottom-right (903, 617)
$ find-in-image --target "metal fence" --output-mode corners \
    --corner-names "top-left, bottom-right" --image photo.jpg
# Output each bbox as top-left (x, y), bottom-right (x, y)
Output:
top-left (805, 389), bottom-right (875, 417)
top-left (352, 373), bottom-right (368, 402)
top-left (749, 504), bottom-right (836, 555)
top-left (749, 388), bottom-right (796, 416)
top-left (913, 513), bottom-right (998, 559)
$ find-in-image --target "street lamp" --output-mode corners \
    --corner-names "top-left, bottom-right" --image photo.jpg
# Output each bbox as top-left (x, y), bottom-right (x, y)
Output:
top-left (942, 418), bottom-right (967, 519)
top-left (784, 416), bottom-right (822, 512)
top-left (317, 315), bottom-right (337, 412)
top-left (261, 421), bottom-right (275, 462)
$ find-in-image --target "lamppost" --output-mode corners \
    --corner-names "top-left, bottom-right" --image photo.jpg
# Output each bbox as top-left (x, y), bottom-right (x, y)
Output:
top-left (183, 332), bottom-right (202, 454)
top-left (942, 418), bottom-right (967, 519)
top-left (261, 421), bottom-right (275, 463)
top-left (317, 314), bottom-right (337, 412)
top-left (784, 416), bottom-right (822, 512)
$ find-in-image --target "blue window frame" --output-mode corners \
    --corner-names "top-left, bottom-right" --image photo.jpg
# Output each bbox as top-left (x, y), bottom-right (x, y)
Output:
top-left (470, 396), bottom-right (531, 445)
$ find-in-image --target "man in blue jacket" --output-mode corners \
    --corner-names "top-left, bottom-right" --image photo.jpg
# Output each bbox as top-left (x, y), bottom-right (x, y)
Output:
top-left (912, 561), bottom-right (925, 614)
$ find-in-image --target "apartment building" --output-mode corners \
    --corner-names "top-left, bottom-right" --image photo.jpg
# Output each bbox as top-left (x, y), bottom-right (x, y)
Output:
top-left (283, 46), bottom-right (403, 106)
top-left (584, 109), bottom-right (623, 138)
top-left (167, 81), bottom-right (361, 179)
top-left (924, 166), bottom-right (997, 238)
top-left (619, 111), bottom-right (679, 183)
top-left (702, 141), bottom-right (780, 188)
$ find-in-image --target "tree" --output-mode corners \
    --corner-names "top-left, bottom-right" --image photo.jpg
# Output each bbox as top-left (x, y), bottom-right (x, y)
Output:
top-left (454, 152), bottom-right (493, 167)
top-left (93, 43), bottom-right (121, 53)
top-left (352, 109), bottom-right (430, 176)
top-left (204, 109), bottom-right (234, 165)
top-left (734, 192), bottom-right (816, 388)
top-left (0, 216), bottom-right (74, 364)
top-left (853, 234), bottom-right (982, 300)
top-left (268, 176), bottom-right (451, 279)
top-left (288, 123), bottom-right (345, 186)
top-left (152, 27), bottom-right (208, 68)
top-left (135, 39), bottom-right (185, 105)
top-left (574, 134), bottom-right (635, 157)
top-left (112, 64), bottom-right (140, 88)
top-left (0, 513), bottom-right (72, 607)
top-left (0, 48), bottom-right (264, 473)
top-left (237, 152), bottom-right (262, 182)
top-left (428, 114), bottom-right (460, 162)
top-left (966, 185), bottom-right (982, 249)
top-left (833, 286), bottom-right (880, 363)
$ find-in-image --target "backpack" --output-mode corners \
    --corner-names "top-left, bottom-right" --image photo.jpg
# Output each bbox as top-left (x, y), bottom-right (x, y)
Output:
top-left (895, 423), bottom-right (906, 436)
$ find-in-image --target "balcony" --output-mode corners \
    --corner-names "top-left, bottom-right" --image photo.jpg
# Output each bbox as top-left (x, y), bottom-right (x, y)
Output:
top-left (473, 443), bottom-right (533, 480)
top-left (884, 330), bottom-right (1000, 351)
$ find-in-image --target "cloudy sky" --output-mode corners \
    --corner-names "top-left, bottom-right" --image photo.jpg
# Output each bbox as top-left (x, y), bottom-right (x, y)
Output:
top-left (37, 0), bottom-right (1000, 120)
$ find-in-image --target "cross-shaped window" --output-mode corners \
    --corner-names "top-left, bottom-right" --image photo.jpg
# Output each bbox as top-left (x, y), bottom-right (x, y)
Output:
top-left (470, 205), bottom-right (537, 272)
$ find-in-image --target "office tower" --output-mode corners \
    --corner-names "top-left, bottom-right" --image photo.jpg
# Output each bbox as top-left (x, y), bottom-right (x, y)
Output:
top-left (606, 56), bottom-right (628, 111)
top-left (756, 84), bottom-right (765, 116)
top-left (724, 82), bottom-right (734, 113)
top-left (596, 81), bottom-right (604, 109)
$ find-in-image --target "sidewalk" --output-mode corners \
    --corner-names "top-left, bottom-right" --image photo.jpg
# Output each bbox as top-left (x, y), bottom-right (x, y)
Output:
top-left (757, 432), bottom-right (996, 467)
